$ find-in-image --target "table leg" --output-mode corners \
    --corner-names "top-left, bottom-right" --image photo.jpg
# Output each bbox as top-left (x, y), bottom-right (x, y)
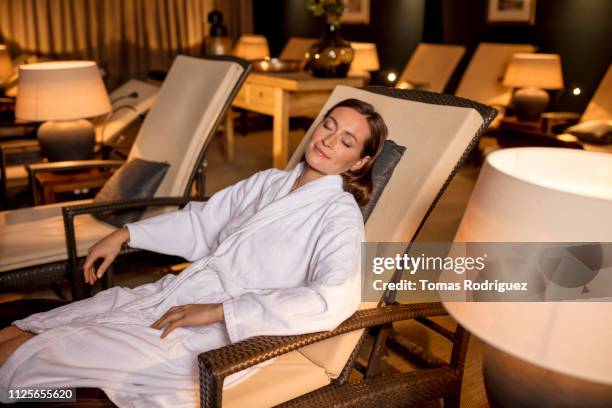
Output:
top-left (223, 109), bottom-right (235, 162)
top-left (42, 186), bottom-right (55, 205)
top-left (272, 88), bottom-right (290, 168)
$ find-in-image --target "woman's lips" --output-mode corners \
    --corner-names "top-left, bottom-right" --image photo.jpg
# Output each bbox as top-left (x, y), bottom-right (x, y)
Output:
top-left (314, 144), bottom-right (330, 159)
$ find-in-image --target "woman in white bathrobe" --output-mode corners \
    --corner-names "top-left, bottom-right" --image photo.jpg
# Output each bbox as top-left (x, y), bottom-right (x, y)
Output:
top-left (0, 98), bottom-right (388, 407)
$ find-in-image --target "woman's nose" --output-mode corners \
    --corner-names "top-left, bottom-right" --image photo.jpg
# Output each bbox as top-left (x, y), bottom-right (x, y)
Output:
top-left (322, 133), bottom-right (337, 148)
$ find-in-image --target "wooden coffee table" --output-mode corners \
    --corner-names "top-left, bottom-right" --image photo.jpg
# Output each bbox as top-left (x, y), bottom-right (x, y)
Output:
top-left (33, 168), bottom-right (115, 205)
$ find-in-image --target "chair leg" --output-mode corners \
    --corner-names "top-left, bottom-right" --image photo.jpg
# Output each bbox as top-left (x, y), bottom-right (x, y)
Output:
top-left (444, 384), bottom-right (462, 408)
top-left (365, 322), bottom-right (393, 378)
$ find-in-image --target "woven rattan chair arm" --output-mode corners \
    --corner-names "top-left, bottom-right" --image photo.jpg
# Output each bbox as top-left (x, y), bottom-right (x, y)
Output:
top-left (61, 196), bottom-right (201, 299)
top-left (198, 302), bottom-right (447, 407)
top-left (27, 159), bottom-right (125, 175)
top-left (61, 196), bottom-right (197, 218)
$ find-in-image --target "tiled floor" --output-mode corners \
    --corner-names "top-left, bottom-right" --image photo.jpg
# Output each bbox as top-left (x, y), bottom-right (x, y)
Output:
top-left (1, 125), bottom-right (488, 407)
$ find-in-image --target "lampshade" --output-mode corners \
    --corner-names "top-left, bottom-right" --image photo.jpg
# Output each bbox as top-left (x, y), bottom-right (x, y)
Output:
top-left (16, 60), bottom-right (111, 121)
top-left (503, 53), bottom-right (564, 90)
top-left (231, 35), bottom-right (270, 61)
top-left (349, 42), bottom-right (380, 72)
top-left (0, 45), bottom-right (13, 82)
top-left (445, 147), bottom-right (612, 386)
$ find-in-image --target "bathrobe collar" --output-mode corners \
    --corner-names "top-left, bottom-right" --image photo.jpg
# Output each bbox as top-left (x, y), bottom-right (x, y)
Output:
top-left (286, 161), bottom-right (344, 196)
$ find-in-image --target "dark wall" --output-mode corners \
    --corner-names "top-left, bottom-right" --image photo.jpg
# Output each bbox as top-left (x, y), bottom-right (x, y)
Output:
top-left (253, 0), bottom-right (426, 84)
top-left (434, 0), bottom-right (612, 112)
top-left (253, 0), bottom-right (612, 113)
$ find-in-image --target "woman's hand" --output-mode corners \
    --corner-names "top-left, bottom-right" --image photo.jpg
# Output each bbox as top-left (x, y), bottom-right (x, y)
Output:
top-left (83, 227), bottom-right (130, 286)
top-left (151, 304), bottom-right (224, 338)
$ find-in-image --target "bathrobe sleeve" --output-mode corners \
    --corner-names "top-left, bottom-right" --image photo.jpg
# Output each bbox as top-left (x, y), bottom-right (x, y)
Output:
top-left (222, 212), bottom-right (363, 343)
top-left (126, 170), bottom-right (273, 261)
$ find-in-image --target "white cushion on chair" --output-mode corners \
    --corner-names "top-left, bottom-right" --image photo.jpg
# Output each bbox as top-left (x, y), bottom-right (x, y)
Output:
top-left (455, 42), bottom-right (536, 107)
top-left (398, 43), bottom-right (465, 93)
top-left (0, 201), bottom-right (114, 272)
top-left (223, 351), bottom-right (330, 408)
top-left (288, 86), bottom-right (486, 387)
top-left (581, 63), bottom-right (612, 123)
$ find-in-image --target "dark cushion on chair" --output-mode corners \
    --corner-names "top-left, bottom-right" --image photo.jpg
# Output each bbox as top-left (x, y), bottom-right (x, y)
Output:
top-left (360, 140), bottom-right (406, 223)
top-left (566, 120), bottom-right (612, 145)
top-left (92, 158), bottom-right (169, 227)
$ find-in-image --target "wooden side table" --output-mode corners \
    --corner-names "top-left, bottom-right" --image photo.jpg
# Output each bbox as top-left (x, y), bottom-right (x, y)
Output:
top-left (33, 168), bottom-right (115, 205)
top-left (498, 116), bottom-right (584, 149)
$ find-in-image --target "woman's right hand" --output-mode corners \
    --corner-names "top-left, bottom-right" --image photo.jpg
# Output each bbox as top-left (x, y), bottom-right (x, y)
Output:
top-left (83, 227), bottom-right (130, 285)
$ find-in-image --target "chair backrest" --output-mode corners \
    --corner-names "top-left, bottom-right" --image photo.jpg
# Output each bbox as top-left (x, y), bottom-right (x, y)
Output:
top-left (279, 37), bottom-right (318, 63)
top-left (288, 86), bottom-right (496, 377)
top-left (94, 79), bottom-right (160, 145)
top-left (456, 42), bottom-right (536, 107)
top-left (581, 63), bottom-right (612, 123)
top-left (127, 55), bottom-right (249, 197)
top-left (397, 43), bottom-right (466, 93)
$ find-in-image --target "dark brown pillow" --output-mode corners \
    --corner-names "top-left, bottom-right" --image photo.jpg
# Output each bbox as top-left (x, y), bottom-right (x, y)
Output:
top-left (360, 140), bottom-right (406, 222)
top-left (92, 158), bottom-right (170, 227)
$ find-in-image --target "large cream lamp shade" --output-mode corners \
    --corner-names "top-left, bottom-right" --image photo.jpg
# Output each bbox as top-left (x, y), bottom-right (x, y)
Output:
top-left (446, 147), bottom-right (612, 407)
top-left (16, 61), bottom-right (111, 161)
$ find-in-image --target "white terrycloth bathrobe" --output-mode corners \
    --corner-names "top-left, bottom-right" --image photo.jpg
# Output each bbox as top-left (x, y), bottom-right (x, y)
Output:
top-left (0, 162), bottom-right (363, 408)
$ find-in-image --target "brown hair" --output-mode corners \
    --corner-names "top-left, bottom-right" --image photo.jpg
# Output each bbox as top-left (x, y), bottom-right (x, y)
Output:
top-left (323, 98), bottom-right (388, 206)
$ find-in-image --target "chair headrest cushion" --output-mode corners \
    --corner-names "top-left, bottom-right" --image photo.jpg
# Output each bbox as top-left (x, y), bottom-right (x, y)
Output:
top-left (92, 158), bottom-right (169, 227)
top-left (360, 140), bottom-right (406, 223)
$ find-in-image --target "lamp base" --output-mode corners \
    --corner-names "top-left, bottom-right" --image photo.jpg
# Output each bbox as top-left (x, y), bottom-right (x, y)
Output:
top-left (37, 119), bottom-right (95, 162)
top-left (483, 344), bottom-right (612, 408)
top-left (512, 87), bottom-right (550, 122)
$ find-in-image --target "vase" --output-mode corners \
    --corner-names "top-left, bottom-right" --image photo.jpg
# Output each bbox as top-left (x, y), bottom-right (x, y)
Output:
top-left (306, 24), bottom-right (353, 78)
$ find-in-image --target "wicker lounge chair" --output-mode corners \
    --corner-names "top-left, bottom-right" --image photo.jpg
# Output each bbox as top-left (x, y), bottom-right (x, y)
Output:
top-left (195, 86), bottom-right (496, 408)
top-left (0, 55), bottom-right (251, 300)
top-left (0, 85), bottom-right (496, 407)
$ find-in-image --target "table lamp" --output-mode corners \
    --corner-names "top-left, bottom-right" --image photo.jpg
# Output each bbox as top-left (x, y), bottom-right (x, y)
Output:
top-left (348, 42), bottom-right (380, 81)
top-left (15, 60), bottom-right (111, 161)
top-left (503, 53), bottom-right (564, 121)
top-left (445, 147), bottom-right (612, 407)
top-left (231, 34), bottom-right (270, 61)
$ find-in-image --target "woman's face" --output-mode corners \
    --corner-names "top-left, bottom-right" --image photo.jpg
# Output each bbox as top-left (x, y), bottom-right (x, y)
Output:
top-left (305, 107), bottom-right (372, 175)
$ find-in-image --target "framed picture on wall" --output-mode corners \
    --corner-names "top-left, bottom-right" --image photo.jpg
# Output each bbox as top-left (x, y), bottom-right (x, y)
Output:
top-left (341, 0), bottom-right (370, 24)
top-left (487, 0), bottom-right (536, 25)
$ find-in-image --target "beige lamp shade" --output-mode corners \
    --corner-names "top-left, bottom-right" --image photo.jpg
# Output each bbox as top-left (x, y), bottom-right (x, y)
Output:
top-left (0, 45), bottom-right (13, 82)
top-left (232, 35), bottom-right (270, 60)
top-left (349, 42), bottom-right (380, 72)
top-left (446, 147), bottom-right (612, 386)
top-left (503, 53), bottom-right (564, 90)
top-left (16, 60), bottom-right (110, 121)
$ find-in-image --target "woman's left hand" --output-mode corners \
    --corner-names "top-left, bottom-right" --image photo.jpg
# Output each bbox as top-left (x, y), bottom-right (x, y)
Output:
top-left (151, 304), bottom-right (224, 338)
